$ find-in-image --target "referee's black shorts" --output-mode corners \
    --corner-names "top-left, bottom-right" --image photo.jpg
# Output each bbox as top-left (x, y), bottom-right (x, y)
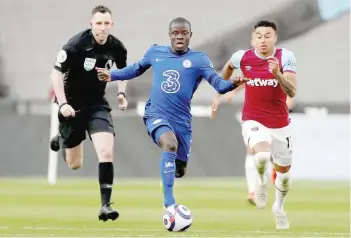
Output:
top-left (58, 104), bottom-right (114, 148)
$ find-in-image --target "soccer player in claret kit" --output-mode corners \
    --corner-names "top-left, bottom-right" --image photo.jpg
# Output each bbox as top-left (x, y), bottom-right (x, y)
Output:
top-left (212, 20), bottom-right (296, 229)
top-left (96, 17), bottom-right (245, 210)
top-left (49, 5), bottom-right (128, 221)
top-left (211, 31), bottom-right (295, 206)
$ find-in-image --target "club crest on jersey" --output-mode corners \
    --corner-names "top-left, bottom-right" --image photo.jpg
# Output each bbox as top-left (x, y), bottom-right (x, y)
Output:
top-left (183, 60), bottom-right (192, 68)
top-left (83, 58), bottom-right (96, 71)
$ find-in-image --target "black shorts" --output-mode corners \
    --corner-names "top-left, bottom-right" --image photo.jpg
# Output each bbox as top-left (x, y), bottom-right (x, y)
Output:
top-left (58, 106), bottom-right (114, 149)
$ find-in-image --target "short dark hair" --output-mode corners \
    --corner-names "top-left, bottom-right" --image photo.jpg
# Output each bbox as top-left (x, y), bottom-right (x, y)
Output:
top-left (254, 20), bottom-right (277, 31)
top-left (92, 5), bottom-right (112, 16)
top-left (169, 17), bottom-right (191, 31)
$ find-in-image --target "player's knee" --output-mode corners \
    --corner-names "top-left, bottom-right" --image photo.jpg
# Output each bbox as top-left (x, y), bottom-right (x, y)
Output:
top-left (96, 147), bottom-right (113, 162)
top-left (275, 171), bottom-right (291, 192)
top-left (162, 140), bottom-right (178, 152)
top-left (68, 161), bottom-right (83, 170)
top-left (65, 143), bottom-right (83, 169)
top-left (175, 160), bottom-right (187, 178)
top-left (159, 130), bottom-right (178, 152)
top-left (254, 152), bottom-right (270, 170)
top-left (66, 155), bottom-right (83, 170)
top-left (274, 164), bottom-right (291, 173)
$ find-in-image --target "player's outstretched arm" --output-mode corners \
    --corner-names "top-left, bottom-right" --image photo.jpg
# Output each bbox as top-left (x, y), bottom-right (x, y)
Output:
top-left (112, 60), bottom-right (151, 81)
top-left (205, 73), bottom-right (247, 94)
top-left (97, 47), bottom-right (154, 82)
top-left (96, 61), bottom-right (150, 82)
top-left (200, 54), bottom-right (246, 94)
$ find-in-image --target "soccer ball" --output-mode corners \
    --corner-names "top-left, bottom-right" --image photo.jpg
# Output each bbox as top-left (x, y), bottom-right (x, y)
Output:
top-left (162, 204), bottom-right (192, 232)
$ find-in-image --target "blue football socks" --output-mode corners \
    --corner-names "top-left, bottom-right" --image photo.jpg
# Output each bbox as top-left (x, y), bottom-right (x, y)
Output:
top-left (160, 151), bottom-right (177, 207)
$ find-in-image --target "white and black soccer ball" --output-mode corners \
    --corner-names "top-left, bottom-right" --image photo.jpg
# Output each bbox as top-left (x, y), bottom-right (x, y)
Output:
top-left (162, 204), bottom-right (192, 232)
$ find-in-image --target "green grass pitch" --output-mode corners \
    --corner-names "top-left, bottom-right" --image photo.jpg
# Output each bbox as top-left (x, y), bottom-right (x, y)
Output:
top-left (0, 178), bottom-right (348, 237)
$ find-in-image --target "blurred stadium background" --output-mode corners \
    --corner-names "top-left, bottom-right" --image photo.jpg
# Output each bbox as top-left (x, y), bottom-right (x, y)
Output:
top-left (0, 0), bottom-right (349, 236)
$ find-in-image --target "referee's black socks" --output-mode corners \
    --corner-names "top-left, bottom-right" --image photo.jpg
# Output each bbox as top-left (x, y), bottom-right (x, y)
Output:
top-left (99, 162), bottom-right (114, 206)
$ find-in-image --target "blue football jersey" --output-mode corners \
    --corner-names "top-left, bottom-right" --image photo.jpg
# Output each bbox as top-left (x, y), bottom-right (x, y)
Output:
top-left (143, 45), bottom-right (217, 126)
top-left (110, 45), bottom-right (236, 128)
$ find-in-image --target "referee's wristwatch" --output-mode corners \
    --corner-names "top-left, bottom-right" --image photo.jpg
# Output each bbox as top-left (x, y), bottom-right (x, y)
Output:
top-left (117, 92), bottom-right (126, 98)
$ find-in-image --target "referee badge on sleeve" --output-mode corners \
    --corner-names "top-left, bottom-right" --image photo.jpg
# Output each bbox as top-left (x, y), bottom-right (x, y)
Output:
top-left (56, 50), bottom-right (67, 63)
top-left (83, 58), bottom-right (96, 71)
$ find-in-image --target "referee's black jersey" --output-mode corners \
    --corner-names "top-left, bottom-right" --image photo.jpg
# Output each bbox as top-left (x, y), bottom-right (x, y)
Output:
top-left (53, 29), bottom-right (127, 109)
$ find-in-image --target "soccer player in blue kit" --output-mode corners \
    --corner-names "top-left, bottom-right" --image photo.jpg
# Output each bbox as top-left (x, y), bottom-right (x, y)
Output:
top-left (96, 17), bottom-right (246, 208)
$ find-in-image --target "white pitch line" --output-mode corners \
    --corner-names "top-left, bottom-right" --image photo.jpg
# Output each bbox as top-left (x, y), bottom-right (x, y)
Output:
top-left (23, 226), bottom-right (228, 233)
top-left (20, 227), bottom-right (349, 236)
top-left (241, 230), bottom-right (349, 236)
top-left (24, 226), bottom-right (132, 231)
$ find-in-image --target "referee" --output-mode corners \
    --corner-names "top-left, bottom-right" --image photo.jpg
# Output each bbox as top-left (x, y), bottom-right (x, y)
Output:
top-left (50, 5), bottom-right (127, 222)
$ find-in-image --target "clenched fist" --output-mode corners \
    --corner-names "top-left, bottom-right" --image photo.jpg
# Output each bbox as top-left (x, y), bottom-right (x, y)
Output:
top-left (59, 103), bottom-right (75, 117)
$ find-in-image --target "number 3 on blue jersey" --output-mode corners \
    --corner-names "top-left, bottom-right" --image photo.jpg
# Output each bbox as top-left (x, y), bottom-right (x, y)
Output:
top-left (161, 70), bottom-right (180, 93)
